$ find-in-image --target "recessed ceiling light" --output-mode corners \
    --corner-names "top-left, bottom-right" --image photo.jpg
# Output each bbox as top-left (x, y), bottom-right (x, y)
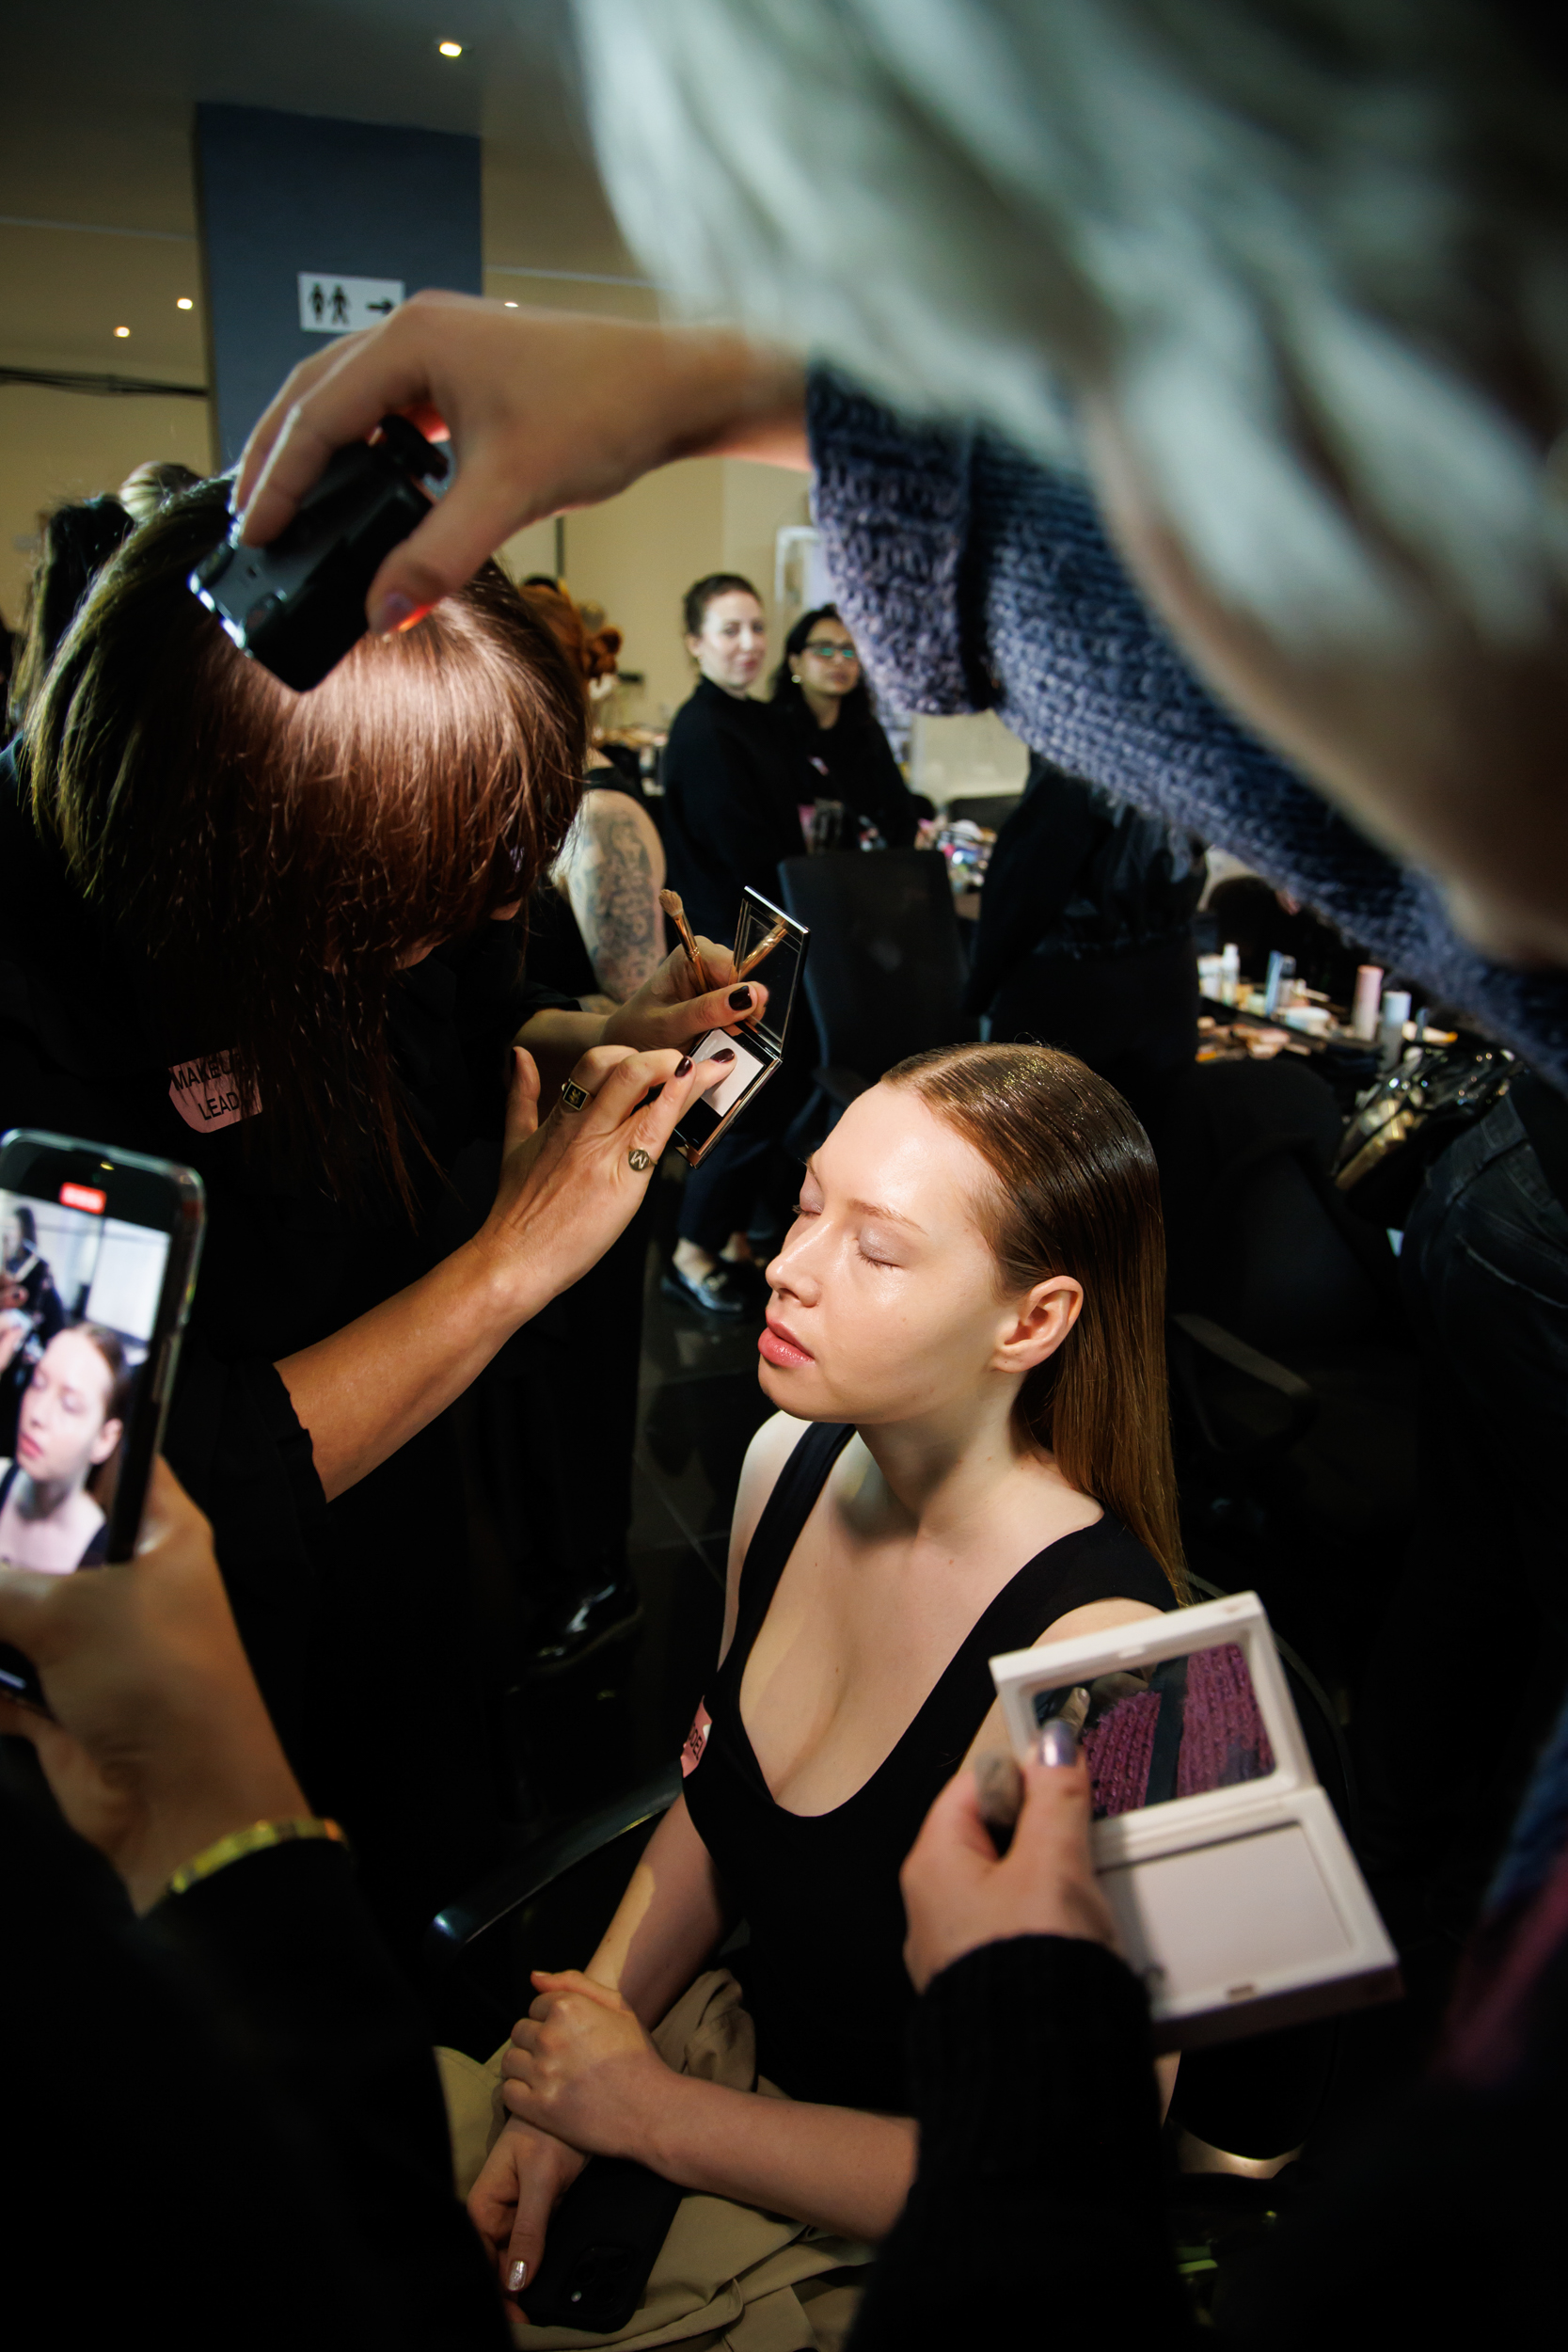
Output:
top-left (114, 325), bottom-right (131, 338)
top-left (437, 40), bottom-right (463, 56)
top-left (504, 299), bottom-right (518, 308)
top-left (176, 296), bottom-right (194, 310)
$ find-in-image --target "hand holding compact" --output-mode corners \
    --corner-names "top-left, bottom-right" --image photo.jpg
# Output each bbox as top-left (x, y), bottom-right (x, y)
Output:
top-left (0, 1461), bottom-right (305, 1913)
top-left (477, 1037), bottom-right (730, 1309)
top-left (602, 934), bottom-right (768, 1056)
top-left (900, 1741), bottom-right (1119, 1995)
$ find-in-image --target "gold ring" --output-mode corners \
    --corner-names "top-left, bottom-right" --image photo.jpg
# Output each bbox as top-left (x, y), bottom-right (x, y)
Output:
top-left (561, 1079), bottom-right (591, 1113)
top-left (627, 1147), bottom-right (654, 1173)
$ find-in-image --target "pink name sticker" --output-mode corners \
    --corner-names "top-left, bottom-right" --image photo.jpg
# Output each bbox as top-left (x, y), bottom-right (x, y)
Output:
top-left (681, 1701), bottom-right (713, 1777)
top-left (167, 1052), bottom-right (259, 1135)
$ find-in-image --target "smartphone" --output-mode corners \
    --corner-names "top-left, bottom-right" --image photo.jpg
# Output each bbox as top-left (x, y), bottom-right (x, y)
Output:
top-left (0, 1131), bottom-right (205, 1707)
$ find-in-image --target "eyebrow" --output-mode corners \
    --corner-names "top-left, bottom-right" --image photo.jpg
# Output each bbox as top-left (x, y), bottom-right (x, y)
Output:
top-left (802, 1160), bottom-right (927, 1236)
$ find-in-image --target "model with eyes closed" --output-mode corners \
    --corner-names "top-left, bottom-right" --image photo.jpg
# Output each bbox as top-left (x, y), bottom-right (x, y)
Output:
top-left (462, 1042), bottom-right (1184, 2332)
top-left (0, 1326), bottom-right (127, 1575)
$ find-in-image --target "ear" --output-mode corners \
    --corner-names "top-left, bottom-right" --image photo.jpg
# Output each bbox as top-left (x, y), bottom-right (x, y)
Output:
top-left (990, 1275), bottom-right (1083, 1378)
top-left (90, 1419), bottom-right (123, 1469)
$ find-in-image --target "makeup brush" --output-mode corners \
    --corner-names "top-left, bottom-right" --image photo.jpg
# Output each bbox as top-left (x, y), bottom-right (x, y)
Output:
top-left (734, 917), bottom-right (789, 982)
top-left (659, 888), bottom-right (711, 993)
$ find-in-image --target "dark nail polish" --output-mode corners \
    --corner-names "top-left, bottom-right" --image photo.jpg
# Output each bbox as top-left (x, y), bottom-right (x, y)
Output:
top-left (712, 1047), bottom-right (736, 1063)
top-left (674, 1056), bottom-right (693, 1076)
top-left (729, 987), bottom-right (752, 1009)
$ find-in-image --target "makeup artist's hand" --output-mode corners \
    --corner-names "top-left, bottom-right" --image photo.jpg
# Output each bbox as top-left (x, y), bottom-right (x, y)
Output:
top-left (235, 295), bottom-right (807, 638)
top-left (602, 937), bottom-right (768, 1054)
top-left (901, 1746), bottom-right (1119, 1995)
top-left (479, 1038), bottom-right (730, 1307)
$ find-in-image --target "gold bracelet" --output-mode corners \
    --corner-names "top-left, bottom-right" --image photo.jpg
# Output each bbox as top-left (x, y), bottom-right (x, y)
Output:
top-left (164, 1816), bottom-right (348, 1899)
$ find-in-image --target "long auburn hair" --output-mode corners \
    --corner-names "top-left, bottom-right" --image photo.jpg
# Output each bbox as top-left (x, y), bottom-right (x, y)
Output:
top-left (21, 483), bottom-right (586, 1207)
top-left (888, 1042), bottom-right (1187, 1595)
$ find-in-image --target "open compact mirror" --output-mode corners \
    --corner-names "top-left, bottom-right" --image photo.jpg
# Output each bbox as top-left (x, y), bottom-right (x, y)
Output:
top-left (671, 888), bottom-right (808, 1168)
top-left (991, 1591), bottom-right (1400, 2050)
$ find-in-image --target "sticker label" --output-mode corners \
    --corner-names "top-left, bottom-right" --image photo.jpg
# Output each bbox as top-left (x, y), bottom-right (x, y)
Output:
top-left (681, 1701), bottom-right (713, 1777)
top-left (167, 1051), bottom-right (259, 1134)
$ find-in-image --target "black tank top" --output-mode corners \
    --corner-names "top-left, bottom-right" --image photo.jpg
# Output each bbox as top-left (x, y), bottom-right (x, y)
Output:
top-left (682, 1421), bottom-right (1175, 2114)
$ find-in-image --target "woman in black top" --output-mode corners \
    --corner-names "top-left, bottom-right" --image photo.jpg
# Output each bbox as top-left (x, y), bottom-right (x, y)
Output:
top-left (660, 573), bottom-right (809, 1317)
top-left (0, 493), bottom-right (751, 1959)
top-left (466, 1042), bottom-right (1184, 2318)
top-left (769, 604), bottom-right (927, 852)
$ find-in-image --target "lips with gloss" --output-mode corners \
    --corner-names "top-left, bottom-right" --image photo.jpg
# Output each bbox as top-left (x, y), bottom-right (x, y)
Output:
top-left (759, 1316), bottom-right (813, 1369)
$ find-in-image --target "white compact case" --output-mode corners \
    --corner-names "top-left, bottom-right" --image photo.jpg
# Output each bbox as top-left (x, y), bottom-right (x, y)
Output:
top-left (990, 1592), bottom-right (1400, 2050)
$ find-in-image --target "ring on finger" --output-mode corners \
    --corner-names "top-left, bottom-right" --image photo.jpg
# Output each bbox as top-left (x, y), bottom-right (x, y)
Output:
top-left (561, 1078), bottom-right (591, 1113)
top-left (628, 1147), bottom-right (654, 1173)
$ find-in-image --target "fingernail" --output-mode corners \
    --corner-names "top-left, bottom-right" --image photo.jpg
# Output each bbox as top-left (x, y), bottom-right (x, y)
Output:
top-left (1038, 1718), bottom-right (1079, 1769)
top-left (507, 2259), bottom-right (528, 2293)
top-left (372, 591), bottom-right (428, 636)
top-left (712, 1047), bottom-right (736, 1062)
top-left (675, 1055), bottom-right (693, 1076)
top-left (729, 987), bottom-right (752, 1009)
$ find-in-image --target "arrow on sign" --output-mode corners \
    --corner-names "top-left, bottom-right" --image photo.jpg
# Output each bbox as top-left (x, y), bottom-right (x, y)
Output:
top-left (366, 299), bottom-right (397, 315)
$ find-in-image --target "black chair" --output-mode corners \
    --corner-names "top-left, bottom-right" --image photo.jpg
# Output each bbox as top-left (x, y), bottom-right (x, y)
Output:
top-left (427, 1763), bottom-right (682, 2051)
top-left (775, 848), bottom-right (976, 1141)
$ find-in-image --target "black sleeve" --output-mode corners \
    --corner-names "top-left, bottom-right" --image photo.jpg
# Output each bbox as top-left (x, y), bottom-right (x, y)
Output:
top-left (159, 1337), bottom-right (328, 1757)
top-left (964, 761), bottom-right (1101, 1013)
top-left (2, 1767), bottom-right (507, 2348)
top-left (850, 1935), bottom-right (1193, 2350)
top-left (150, 1838), bottom-right (507, 2346)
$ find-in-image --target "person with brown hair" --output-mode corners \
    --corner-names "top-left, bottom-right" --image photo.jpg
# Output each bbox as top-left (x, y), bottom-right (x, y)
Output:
top-left (448, 1043), bottom-right (1181, 2336)
top-left (517, 577), bottom-right (667, 1009)
top-left (0, 484), bottom-right (757, 1955)
top-left (0, 1324), bottom-right (128, 1573)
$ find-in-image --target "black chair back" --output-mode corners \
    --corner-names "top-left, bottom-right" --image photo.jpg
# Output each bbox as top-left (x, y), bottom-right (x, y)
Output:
top-left (776, 849), bottom-right (976, 1087)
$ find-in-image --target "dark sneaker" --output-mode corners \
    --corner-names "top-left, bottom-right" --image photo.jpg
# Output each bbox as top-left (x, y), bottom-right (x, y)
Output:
top-left (660, 1260), bottom-right (750, 1319)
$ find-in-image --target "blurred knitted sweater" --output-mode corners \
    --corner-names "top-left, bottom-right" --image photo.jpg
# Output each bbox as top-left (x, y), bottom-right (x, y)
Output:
top-left (807, 373), bottom-right (1568, 1095)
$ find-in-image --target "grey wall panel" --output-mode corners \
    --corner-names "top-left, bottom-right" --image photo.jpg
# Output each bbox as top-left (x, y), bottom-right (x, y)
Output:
top-left (197, 103), bottom-right (482, 466)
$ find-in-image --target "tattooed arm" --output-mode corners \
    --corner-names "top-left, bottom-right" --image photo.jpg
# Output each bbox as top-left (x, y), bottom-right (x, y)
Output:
top-left (557, 787), bottom-right (667, 1005)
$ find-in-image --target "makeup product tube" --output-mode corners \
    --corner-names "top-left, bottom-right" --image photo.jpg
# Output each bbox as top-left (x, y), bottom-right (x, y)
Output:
top-left (1379, 989), bottom-right (1412, 1071)
top-left (1352, 964), bottom-right (1385, 1041)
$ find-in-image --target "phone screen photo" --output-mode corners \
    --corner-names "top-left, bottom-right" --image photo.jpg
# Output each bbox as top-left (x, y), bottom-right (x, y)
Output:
top-left (0, 1131), bottom-right (204, 1613)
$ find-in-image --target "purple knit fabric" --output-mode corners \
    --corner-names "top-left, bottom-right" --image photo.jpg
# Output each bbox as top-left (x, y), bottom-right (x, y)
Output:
top-left (1082, 1689), bottom-right (1160, 1819)
top-left (1177, 1643), bottom-right (1275, 1798)
top-left (808, 370), bottom-right (1568, 1093)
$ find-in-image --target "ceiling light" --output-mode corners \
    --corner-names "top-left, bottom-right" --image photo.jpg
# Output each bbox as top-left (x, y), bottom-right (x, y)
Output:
top-left (176, 296), bottom-right (194, 310)
top-left (114, 325), bottom-right (131, 338)
top-left (504, 299), bottom-right (518, 308)
top-left (437, 40), bottom-right (463, 56)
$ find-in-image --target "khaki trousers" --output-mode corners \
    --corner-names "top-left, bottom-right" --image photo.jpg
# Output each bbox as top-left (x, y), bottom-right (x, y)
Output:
top-left (437, 1970), bottom-right (873, 2351)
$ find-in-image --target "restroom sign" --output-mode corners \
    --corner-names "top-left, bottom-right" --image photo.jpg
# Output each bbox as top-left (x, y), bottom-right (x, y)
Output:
top-left (297, 273), bottom-right (405, 334)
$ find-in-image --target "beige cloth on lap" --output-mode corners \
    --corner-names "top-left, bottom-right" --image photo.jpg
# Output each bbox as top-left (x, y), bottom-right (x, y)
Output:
top-left (437, 1969), bottom-right (875, 2351)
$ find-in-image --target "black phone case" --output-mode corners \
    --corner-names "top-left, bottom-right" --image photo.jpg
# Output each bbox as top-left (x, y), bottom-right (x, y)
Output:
top-left (521, 2156), bottom-right (684, 2332)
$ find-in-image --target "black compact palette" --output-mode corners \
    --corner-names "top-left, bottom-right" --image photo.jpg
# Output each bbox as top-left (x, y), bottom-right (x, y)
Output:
top-left (671, 888), bottom-right (809, 1167)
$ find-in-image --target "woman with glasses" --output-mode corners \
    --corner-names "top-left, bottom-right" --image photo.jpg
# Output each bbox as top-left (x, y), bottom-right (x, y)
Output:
top-left (770, 604), bottom-right (927, 850)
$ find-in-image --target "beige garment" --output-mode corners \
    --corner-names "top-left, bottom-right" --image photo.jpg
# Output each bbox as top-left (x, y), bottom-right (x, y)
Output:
top-left (437, 1970), bottom-right (873, 2351)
